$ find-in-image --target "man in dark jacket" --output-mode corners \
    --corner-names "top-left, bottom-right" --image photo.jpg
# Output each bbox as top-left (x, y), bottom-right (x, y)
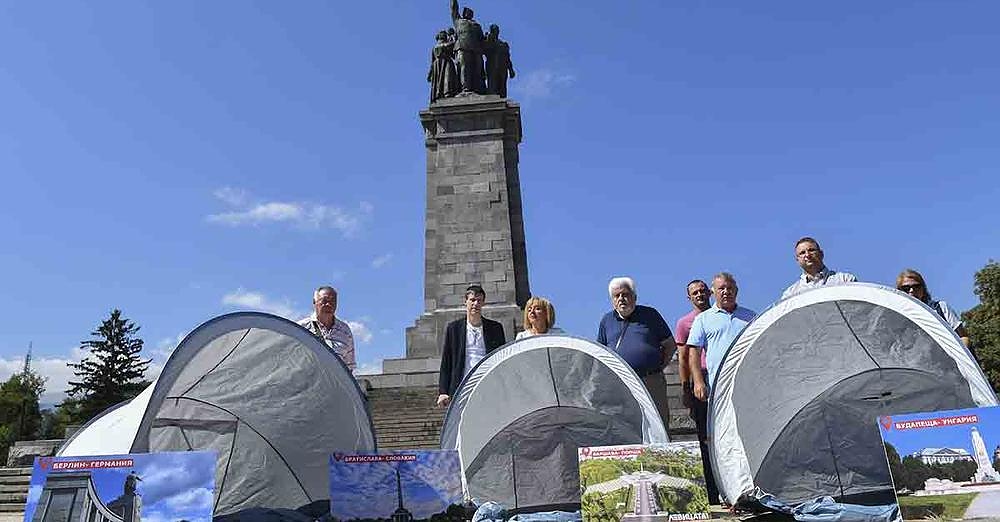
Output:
top-left (437, 284), bottom-right (506, 407)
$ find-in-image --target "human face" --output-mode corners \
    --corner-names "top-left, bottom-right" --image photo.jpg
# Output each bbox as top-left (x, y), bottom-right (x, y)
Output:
top-left (611, 286), bottom-right (636, 318)
top-left (466, 292), bottom-right (485, 322)
top-left (526, 303), bottom-right (549, 333)
top-left (898, 276), bottom-right (928, 302)
top-left (314, 289), bottom-right (337, 321)
top-left (795, 241), bottom-right (825, 275)
top-left (713, 278), bottom-right (738, 310)
top-left (686, 282), bottom-right (710, 310)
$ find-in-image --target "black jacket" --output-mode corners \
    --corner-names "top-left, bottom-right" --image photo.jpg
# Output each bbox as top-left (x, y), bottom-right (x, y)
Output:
top-left (438, 317), bottom-right (506, 396)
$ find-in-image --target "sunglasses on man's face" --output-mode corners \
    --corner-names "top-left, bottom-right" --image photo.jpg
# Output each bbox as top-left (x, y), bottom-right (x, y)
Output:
top-left (899, 284), bottom-right (923, 293)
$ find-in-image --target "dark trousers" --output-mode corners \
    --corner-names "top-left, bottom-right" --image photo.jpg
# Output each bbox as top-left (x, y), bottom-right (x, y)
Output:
top-left (641, 371), bottom-right (670, 432)
top-left (691, 370), bottom-right (720, 504)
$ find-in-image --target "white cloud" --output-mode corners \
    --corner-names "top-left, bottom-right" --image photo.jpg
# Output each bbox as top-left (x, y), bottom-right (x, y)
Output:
top-left (515, 68), bottom-right (576, 100)
top-left (354, 361), bottom-right (382, 376)
top-left (221, 288), bottom-right (300, 319)
top-left (346, 320), bottom-right (373, 344)
top-left (207, 188), bottom-right (372, 237)
top-left (371, 253), bottom-right (393, 269)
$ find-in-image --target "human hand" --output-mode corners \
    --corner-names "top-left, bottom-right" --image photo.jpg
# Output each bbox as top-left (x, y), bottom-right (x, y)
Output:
top-left (694, 382), bottom-right (707, 401)
top-left (436, 394), bottom-right (451, 408)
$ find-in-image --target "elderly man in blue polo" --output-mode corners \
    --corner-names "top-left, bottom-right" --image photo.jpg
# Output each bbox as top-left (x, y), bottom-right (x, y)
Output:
top-left (597, 276), bottom-right (676, 428)
top-left (688, 272), bottom-right (757, 402)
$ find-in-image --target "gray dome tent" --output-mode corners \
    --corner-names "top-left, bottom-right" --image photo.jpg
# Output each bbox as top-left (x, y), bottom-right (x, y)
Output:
top-left (710, 284), bottom-right (997, 507)
top-left (59, 312), bottom-right (375, 517)
top-left (441, 335), bottom-right (669, 512)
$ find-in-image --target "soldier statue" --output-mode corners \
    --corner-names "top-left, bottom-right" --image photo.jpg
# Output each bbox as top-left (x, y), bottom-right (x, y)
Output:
top-left (449, 0), bottom-right (486, 94)
top-left (124, 470), bottom-right (142, 496)
top-left (484, 24), bottom-right (515, 97)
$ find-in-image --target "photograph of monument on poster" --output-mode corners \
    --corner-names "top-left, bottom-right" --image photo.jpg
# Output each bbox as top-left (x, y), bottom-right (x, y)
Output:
top-left (578, 443), bottom-right (710, 522)
top-left (328, 450), bottom-right (464, 522)
top-left (22, 451), bottom-right (216, 522)
top-left (880, 406), bottom-right (1000, 520)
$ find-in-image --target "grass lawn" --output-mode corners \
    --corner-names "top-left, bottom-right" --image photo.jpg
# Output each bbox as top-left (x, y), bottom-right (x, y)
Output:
top-left (897, 492), bottom-right (978, 519)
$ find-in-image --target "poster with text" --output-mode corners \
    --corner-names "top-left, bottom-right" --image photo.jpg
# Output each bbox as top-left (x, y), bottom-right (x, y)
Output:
top-left (578, 442), bottom-right (710, 522)
top-left (329, 450), bottom-right (464, 521)
top-left (23, 451), bottom-right (216, 522)
top-left (879, 406), bottom-right (1000, 520)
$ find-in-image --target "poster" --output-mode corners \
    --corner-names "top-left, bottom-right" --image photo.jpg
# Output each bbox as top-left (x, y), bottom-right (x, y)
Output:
top-left (880, 406), bottom-right (1000, 520)
top-left (329, 450), bottom-right (464, 521)
top-left (578, 442), bottom-right (710, 521)
top-left (23, 451), bottom-right (216, 522)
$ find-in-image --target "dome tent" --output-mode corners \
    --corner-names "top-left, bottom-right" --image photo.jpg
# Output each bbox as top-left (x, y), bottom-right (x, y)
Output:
top-left (59, 312), bottom-right (375, 517)
top-left (441, 335), bottom-right (669, 512)
top-left (710, 284), bottom-right (997, 508)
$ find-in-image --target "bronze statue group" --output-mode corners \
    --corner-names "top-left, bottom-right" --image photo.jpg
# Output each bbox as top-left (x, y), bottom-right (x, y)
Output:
top-left (428, 0), bottom-right (515, 102)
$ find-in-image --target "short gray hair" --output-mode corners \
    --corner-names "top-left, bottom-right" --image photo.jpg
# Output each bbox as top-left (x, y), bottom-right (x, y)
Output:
top-left (712, 272), bottom-right (737, 289)
top-left (608, 276), bottom-right (636, 298)
top-left (313, 286), bottom-right (337, 302)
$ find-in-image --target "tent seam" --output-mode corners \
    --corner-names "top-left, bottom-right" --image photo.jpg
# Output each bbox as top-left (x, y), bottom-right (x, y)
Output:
top-left (833, 301), bottom-right (881, 369)
top-left (546, 347), bottom-right (561, 407)
top-left (179, 328), bottom-right (251, 398)
top-left (164, 395), bottom-right (313, 504)
top-left (214, 421), bottom-right (238, 513)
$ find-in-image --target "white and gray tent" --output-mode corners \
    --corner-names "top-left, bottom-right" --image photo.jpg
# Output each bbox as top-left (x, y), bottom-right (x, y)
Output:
top-left (710, 284), bottom-right (997, 507)
top-left (58, 312), bottom-right (375, 517)
top-left (440, 335), bottom-right (669, 512)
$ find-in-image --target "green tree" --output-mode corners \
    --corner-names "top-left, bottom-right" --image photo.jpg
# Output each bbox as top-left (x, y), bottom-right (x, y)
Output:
top-left (66, 309), bottom-right (151, 423)
top-left (0, 368), bottom-right (46, 463)
top-left (962, 260), bottom-right (1000, 390)
top-left (884, 443), bottom-right (904, 490)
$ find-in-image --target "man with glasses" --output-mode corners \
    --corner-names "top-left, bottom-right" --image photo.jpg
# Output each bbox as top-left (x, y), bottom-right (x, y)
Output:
top-left (781, 236), bottom-right (857, 300)
top-left (597, 276), bottom-right (676, 429)
top-left (300, 286), bottom-right (357, 374)
top-left (437, 284), bottom-right (507, 407)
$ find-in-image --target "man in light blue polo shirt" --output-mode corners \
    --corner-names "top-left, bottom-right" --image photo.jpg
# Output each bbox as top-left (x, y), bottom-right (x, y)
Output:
top-left (688, 272), bottom-right (756, 401)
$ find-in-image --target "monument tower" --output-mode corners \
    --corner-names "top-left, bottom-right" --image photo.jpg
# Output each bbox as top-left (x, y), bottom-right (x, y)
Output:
top-left (363, 0), bottom-right (528, 450)
top-left (405, 0), bottom-right (529, 360)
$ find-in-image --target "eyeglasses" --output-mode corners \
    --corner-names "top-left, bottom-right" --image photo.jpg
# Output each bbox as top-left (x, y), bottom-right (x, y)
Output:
top-left (899, 284), bottom-right (923, 293)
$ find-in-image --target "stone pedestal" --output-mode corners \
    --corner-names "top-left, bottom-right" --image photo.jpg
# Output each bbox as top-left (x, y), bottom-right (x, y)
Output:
top-left (405, 94), bottom-right (530, 358)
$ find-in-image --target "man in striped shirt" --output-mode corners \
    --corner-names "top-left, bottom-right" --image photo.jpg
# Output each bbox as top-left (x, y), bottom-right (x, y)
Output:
top-left (299, 285), bottom-right (357, 374)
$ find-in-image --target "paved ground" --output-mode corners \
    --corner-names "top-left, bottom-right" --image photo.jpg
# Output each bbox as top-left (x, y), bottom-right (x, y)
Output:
top-left (964, 489), bottom-right (1000, 519)
top-left (0, 514), bottom-right (23, 522)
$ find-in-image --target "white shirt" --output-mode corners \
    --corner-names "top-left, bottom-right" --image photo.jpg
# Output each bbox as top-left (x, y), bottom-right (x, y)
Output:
top-left (464, 322), bottom-right (486, 376)
top-left (299, 315), bottom-right (356, 373)
top-left (515, 326), bottom-right (564, 340)
top-left (929, 300), bottom-right (963, 331)
top-left (781, 267), bottom-right (857, 300)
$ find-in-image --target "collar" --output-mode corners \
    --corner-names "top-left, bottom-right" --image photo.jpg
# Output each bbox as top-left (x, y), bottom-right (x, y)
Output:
top-left (613, 307), bottom-right (638, 322)
top-left (710, 304), bottom-right (739, 315)
top-left (803, 266), bottom-right (831, 283)
top-left (311, 313), bottom-right (336, 330)
top-left (467, 321), bottom-right (483, 330)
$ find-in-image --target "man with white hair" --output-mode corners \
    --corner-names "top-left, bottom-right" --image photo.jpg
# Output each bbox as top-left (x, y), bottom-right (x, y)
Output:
top-left (597, 276), bottom-right (676, 428)
top-left (299, 285), bottom-right (356, 374)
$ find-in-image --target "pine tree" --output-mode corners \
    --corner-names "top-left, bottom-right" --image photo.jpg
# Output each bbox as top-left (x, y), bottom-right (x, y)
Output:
top-left (67, 309), bottom-right (151, 422)
top-left (962, 260), bottom-right (1000, 391)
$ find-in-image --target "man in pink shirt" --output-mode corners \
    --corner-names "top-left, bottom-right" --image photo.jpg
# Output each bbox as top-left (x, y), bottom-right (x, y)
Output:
top-left (674, 279), bottom-right (718, 505)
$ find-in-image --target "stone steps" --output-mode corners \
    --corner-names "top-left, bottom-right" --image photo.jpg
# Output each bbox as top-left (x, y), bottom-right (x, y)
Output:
top-left (368, 386), bottom-right (444, 451)
top-left (0, 468), bottom-right (30, 515)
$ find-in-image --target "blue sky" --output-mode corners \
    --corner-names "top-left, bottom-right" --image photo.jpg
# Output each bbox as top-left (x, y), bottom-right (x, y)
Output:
top-left (330, 451), bottom-right (462, 519)
top-left (881, 406), bottom-right (1000, 458)
top-left (1, 1), bottom-right (998, 403)
top-left (24, 451), bottom-right (215, 522)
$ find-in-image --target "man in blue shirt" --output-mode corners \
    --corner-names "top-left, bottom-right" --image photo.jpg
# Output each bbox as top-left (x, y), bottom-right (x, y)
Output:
top-left (597, 276), bottom-right (676, 428)
top-left (688, 272), bottom-right (756, 402)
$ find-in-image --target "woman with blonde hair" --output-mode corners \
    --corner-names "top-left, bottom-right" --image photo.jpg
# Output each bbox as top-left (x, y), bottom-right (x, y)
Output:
top-left (896, 268), bottom-right (970, 347)
top-left (516, 296), bottom-right (561, 339)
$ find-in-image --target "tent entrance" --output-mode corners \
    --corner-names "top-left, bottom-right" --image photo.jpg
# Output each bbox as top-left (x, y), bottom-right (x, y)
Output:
top-left (465, 405), bottom-right (644, 512)
top-left (752, 368), bottom-right (972, 505)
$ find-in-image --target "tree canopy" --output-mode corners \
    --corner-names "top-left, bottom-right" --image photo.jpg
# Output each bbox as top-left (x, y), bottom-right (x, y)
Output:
top-left (962, 260), bottom-right (1000, 391)
top-left (66, 309), bottom-right (151, 423)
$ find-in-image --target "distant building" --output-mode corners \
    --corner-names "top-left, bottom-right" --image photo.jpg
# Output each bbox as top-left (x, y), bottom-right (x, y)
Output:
top-left (911, 447), bottom-right (973, 465)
